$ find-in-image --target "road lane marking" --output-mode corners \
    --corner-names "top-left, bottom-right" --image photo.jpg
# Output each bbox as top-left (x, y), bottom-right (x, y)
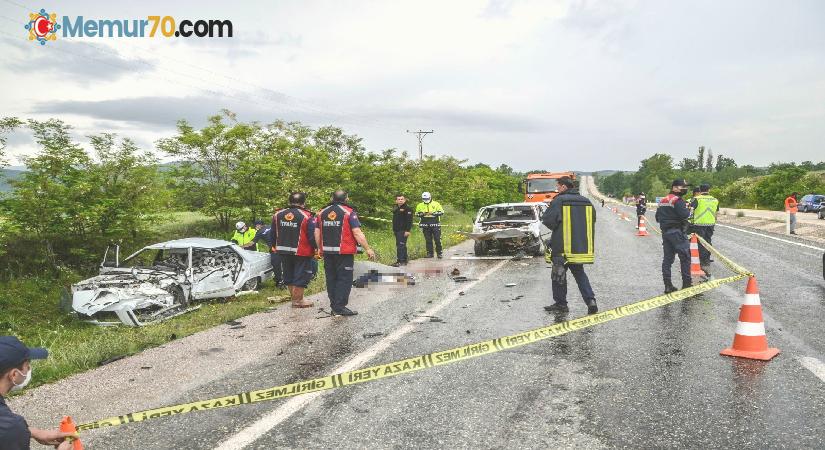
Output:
top-left (716, 224), bottom-right (825, 252)
top-left (216, 259), bottom-right (509, 450)
top-left (797, 356), bottom-right (825, 383)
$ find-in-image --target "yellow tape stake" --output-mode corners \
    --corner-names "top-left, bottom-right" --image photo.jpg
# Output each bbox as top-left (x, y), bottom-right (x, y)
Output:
top-left (76, 272), bottom-right (747, 432)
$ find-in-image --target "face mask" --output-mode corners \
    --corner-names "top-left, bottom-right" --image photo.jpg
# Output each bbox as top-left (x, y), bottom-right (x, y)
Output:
top-left (11, 368), bottom-right (31, 391)
top-left (674, 190), bottom-right (686, 197)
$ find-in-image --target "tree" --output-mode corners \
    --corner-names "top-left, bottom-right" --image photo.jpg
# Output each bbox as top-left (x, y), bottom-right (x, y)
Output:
top-left (633, 153), bottom-right (674, 194)
top-left (677, 157), bottom-right (699, 171)
top-left (715, 154), bottom-right (737, 172)
top-left (697, 146), bottom-right (705, 170)
top-left (3, 119), bottom-right (163, 271)
top-left (0, 117), bottom-right (23, 167)
top-left (705, 148), bottom-right (714, 172)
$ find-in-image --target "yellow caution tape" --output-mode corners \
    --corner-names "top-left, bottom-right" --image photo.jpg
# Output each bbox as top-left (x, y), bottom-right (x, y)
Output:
top-left (695, 234), bottom-right (752, 276)
top-left (76, 272), bottom-right (747, 432)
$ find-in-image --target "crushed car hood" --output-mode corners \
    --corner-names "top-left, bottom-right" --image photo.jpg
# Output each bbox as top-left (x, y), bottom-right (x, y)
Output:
top-left (72, 271), bottom-right (178, 315)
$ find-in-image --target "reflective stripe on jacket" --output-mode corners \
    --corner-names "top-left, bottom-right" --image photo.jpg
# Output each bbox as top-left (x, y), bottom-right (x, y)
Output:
top-left (415, 200), bottom-right (444, 225)
top-left (231, 228), bottom-right (257, 247)
top-left (541, 188), bottom-right (596, 264)
top-left (691, 194), bottom-right (719, 226)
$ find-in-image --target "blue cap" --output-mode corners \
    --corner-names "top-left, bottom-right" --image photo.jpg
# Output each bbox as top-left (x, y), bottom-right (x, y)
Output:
top-left (0, 336), bottom-right (48, 371)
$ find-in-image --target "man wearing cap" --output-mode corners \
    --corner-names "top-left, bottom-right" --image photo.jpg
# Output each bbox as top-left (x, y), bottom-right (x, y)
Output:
top-left (689, 184), bottom-right (719, 267)
top-left (540, 176), bottom-right (598, 315)
top-left (415, 192), bottom-right (445, 258)
top-left (655, 179), bottom-right (694, 293)
top-left (1, 336), bottom-right (75, 449)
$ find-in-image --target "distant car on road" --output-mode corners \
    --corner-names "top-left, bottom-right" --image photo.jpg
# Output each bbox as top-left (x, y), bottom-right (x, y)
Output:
top-left (469, 202), bottom-right (551, 256)
top-left (798, 194), bottom-right (825, 213)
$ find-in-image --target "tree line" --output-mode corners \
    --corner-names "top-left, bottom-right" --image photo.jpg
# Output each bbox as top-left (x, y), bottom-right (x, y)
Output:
top-left (596, 149), bottom-right (825, 210)
top-left (0, 112), bottom-right (521, 277)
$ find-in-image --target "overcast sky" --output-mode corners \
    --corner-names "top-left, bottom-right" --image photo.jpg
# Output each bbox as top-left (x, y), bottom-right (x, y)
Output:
top-left (1, 0), bottom-right (824, 171)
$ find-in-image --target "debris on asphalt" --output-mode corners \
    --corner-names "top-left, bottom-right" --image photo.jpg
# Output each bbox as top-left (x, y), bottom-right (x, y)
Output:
top-left (430, 317), bottom-right (444, 323)
top-left (450, 268), bottom-right (461, 276)
top-left (459, 291), bottom-right (465, 296)
top-left (461, 304), bottom-right (471, 308)
top-left (514, 295), bottom-right (524, 300)
top-left (140, 366), bottom-right (151, 370)
top-left (451, 276), bottom-right (478, 282)
top-left (505, 283), bottom-right (517, 287)
top-left (98, 355), bottom-right (127, 366)
top-left (363, 332), bottom-right (384, 338)
top-left (226, 320), bottom-right (242, 326)
top-left (276, 349), bottom-right (284, 356)
top-left (466, 330), bottom-right (471, 334)
top-left (230, 325), bottom-right (246, 330)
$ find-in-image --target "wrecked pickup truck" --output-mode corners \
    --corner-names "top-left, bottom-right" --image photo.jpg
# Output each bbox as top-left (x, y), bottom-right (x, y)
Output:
top-left (71, 238), bottom-right (273, 326)
top-left (468, 203), bottom-right (551, 256)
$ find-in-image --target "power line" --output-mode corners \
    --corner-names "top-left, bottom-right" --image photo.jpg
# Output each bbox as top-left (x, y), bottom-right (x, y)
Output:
top-left (406, 129), bottom-right (434, 160)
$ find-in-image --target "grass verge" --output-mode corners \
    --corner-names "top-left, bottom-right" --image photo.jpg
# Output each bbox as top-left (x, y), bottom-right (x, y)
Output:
top-left (0, 207), bottom-right (473, 389)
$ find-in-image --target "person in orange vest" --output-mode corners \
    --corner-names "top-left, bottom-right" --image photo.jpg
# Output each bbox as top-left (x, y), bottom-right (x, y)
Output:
top-left (785, 192), bottom-right (799, 235)
top-left (272, 192), bottom-right (317, 308)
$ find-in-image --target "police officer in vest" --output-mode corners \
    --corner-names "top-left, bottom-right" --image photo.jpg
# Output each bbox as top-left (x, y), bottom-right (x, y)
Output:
top-left (415, 192), bottom-right (445, 258)
top-left (314, 190), bottom-right (376, 316)
top-left (541, 176), bottom-right (598, 314)
top-left (231, 221), bottom-right (257, 251)
top-left (272, 192), bottom-right (317, 308)
top-left (1, 336), bottom-right (76, 450)
top-left (655, 179), bottom-right (694, 293)
top-left (689, 184), bottom-right (719, 267)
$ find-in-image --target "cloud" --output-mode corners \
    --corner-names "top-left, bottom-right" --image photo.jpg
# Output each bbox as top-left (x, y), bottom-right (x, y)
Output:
top-left (1, 36), bottom-right (156, 84)
top-left (31, 93), bottom-right (548, 135)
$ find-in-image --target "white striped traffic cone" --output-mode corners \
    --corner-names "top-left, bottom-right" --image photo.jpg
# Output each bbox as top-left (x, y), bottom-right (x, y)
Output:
top-left (689, 234), bottom-right (705, 277)
top-left (636, 215), bottom-right (649, 236)
top-left (720, 276), bottom-right (780, 361)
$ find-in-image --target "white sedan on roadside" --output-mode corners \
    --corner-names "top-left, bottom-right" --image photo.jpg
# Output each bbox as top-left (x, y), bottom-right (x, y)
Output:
top-left (71, 238), bottom-right (273, 326)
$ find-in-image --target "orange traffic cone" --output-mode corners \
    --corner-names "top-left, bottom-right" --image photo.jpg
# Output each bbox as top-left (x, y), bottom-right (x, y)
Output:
top-left (689, 234), bottom-right (705, 277)
top-left (60, 416), bottom-right (84, 450)
top-left (636, 215), bottom-right (649, 236)
top-left (720, 277), bottom-right (780, 361)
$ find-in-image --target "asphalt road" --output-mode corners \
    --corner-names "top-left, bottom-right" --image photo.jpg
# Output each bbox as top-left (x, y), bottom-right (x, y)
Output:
top-left (16, 178), bottom-right (825, 449)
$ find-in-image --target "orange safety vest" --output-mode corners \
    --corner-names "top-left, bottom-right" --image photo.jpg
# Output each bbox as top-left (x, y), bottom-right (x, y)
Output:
top-left (784, 196), bottom-right (798, 213)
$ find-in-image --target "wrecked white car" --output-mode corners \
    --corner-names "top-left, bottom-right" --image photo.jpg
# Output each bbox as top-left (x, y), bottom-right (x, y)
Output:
top-left (72, 238), bottom-right (273, 326)
top-left (469, 203), bottom-right (551, 256)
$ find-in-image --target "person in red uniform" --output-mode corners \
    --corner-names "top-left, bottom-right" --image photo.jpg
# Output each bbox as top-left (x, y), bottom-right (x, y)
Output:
top-left (272, 192), bottom-right (317, 308)
top-left (314, 190), bottom-right (376, 316)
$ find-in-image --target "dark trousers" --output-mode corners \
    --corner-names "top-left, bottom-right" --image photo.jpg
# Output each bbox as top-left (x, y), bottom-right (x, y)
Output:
top-left (323, 254), bottom-right (354, 311)
top-left (692, 226), bottom-right (714, 263)
top-left (552, 264), bottom-right (595, 305)
top-left (421, 225), bottom-right (442, 256)
top-left (269, 252), bottom-right (283, 284)
top-left (394, 231), bottom-right (409, 263)
top-left (662, 229), bottom-right (691, 287)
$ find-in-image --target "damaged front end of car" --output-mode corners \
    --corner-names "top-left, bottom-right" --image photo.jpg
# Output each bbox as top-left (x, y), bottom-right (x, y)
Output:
top-left (71, 272), bottom-right (198, 326)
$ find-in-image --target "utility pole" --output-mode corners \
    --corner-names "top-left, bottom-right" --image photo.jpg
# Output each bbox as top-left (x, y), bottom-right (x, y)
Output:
top-left (406, 129), bottom-right (434, 160)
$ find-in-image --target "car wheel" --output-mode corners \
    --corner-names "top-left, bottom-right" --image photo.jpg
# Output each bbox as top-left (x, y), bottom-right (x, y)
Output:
top-left (241, 277), bottom-right (259, 291)
top-left (474, 240), bottom-right (487, 256)
top-left (819, 209), bottom-right (825, 220)
top-left (800, 205), bottom-right (807, 213)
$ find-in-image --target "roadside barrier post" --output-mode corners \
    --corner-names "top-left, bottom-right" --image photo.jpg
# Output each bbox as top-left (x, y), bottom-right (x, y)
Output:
top-left (720, 276), bottom-right (780, 361)
top-left (689, 233), bottom-right (705, 277)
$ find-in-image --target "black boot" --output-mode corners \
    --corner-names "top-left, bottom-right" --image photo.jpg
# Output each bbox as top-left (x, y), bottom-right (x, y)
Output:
top-left (664, 281), bottom-right (678, 294)
top-left (586, 300), bottom-right (598, 315)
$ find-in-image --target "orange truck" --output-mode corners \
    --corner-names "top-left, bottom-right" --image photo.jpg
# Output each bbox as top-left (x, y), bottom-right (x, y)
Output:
top-left (519, 172), bottom-right (576, 203)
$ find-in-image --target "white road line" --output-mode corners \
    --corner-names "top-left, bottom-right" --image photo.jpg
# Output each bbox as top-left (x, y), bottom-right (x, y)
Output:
top-left (797, 356), bottom-right (825, 383)
top-left (716, 224), bottom-right (825, 252)
top-left (217, 259), bottom-right (509, 450)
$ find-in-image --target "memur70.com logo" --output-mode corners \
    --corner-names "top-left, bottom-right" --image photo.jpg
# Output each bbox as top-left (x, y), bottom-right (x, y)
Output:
top-left (25, 8), bottom-right (233, 45)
